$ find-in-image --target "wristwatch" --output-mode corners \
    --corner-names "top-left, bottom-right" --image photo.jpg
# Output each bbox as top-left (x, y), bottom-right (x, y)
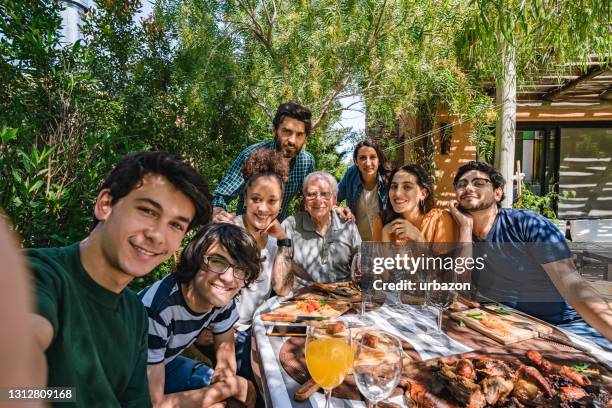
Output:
top-left (277, 238), bottom-right (292, 247)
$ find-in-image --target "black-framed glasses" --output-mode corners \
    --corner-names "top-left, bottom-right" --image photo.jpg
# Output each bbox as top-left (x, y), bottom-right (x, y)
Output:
top-left (305, 191), bottom-right (333, 200)
top-left (201, 255), bottom-right (248, 280)
top-left (455, 178), bottom-right (492, 191)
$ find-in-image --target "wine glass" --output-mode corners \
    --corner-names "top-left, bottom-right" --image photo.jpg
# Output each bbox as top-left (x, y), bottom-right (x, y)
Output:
top-left (351, 251), bottom-right (367, 315)
top-left (305, 322), bottom-right (353, 408)
top-left (353, 330), bottom-right (403, 407)
top-left (425, 268), bottom-right (457, 337)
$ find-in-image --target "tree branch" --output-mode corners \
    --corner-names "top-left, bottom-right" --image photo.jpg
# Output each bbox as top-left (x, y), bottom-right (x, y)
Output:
top-left (248, 90), bottom-right (274, 120)
top-left (312, 73), bottom-right (352, 131)
top-left (369, 0), bottom-right (388, 46)
top-left (236, 0), bottom-right (275, 57)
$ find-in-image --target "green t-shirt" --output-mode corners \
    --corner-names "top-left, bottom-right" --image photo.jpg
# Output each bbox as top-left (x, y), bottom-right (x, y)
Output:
top-left (27, 243), bottom-right (151, 407)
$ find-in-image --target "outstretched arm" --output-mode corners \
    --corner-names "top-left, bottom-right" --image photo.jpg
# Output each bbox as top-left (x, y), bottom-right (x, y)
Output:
top-left (542, 258), bottom-right (612, 341)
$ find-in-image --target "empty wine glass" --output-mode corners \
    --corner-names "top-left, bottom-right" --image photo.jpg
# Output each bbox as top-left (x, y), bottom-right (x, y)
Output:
top-left (425, 268), bottom-right (457, 338)
top-left (351, 251), bottom-right (367, 315)
top-left (353, 330), bottom-right (403, 407)
top-left (305, 322), bottom-right (353, 408)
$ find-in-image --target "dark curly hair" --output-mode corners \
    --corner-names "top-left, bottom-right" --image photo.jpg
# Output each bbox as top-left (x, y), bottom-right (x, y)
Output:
top-left (242, 148), bottom-right (289, 194)
top-left (453, 161), bottom-right (506, 206)
top-left (94, 151), bottom-right (211, 231)
top-left (382, 164), bottom-right (435, 225)
top-left (173, 223), bottom-right (262, 289)
top-left (272, 102), bottom-right (312, 137)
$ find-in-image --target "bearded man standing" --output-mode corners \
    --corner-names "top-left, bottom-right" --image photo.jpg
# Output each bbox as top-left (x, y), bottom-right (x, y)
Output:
top-left (212, 102), bottom-right (352, 222)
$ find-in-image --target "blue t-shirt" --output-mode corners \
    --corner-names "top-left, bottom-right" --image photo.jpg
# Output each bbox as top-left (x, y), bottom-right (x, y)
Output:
top-left (474, 208), bottom-right (578, 324)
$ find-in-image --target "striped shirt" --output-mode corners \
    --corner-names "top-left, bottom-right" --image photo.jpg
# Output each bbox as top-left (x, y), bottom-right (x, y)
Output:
top-left (138, 274), bottom-right (238, 365)
top-left (211, 140), bottom-right (316, 221)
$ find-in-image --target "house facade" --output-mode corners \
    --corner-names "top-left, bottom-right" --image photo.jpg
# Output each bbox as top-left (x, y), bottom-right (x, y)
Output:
top-left (399, 66), bottom-right (612, 221)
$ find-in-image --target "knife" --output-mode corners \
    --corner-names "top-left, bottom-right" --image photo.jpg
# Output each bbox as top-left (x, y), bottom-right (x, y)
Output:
top-left (260, 313), bottom-right (327, 322)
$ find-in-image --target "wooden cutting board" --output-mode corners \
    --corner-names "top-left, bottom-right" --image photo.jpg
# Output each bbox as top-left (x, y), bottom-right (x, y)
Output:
top-left (271, 299), bottom-right (351, 319)
top-left (450, 307), bottom-right (553, 345)
top-left (311, 281), bottom-right (362, 302)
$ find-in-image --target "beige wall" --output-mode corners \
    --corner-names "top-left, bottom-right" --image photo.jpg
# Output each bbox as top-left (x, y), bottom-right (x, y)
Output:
top-left (433, 113), bottom-right (476, 206)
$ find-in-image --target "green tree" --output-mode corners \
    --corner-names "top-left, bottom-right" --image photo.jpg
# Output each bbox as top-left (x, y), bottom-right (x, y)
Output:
top-left (159, 0), bottom-right (493, 174)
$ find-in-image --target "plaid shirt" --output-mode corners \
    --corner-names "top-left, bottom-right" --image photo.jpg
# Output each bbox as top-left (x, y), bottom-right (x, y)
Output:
top-left (211, 140), bottom-right (316, 221)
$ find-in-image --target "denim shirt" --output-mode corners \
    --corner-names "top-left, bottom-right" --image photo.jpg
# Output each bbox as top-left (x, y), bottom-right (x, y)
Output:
top-left (337, 165), bottom-right (387, 216)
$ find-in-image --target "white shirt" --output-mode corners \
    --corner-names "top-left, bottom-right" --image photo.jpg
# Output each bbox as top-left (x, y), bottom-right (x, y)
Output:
top-left (234, 216), bottom-right (278, 332)
top-left (356, 187), bottom-right (380, 241)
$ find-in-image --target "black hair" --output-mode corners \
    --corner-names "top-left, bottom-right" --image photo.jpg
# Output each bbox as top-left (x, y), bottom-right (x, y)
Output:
top-left (382, 164), bottom-right (435, 225)
top-left (173, 223), bottom-right (262, 289)
top-left (453, 161), bottom-right (506, 205)
top-left (353, 139), bottom-right (392, 184)
top-left (94, 151), bottom-right (212, 231)
top-left (272, 102), bottom-right (312, 137)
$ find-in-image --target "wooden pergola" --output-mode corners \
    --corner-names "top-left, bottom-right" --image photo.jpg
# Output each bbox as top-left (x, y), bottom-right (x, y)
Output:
top-left (486, 61), bottom-right (612, 103)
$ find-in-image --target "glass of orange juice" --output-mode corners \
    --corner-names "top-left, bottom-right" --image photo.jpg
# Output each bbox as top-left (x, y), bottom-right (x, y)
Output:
top-left (305, 322), bottom-right (353, 408)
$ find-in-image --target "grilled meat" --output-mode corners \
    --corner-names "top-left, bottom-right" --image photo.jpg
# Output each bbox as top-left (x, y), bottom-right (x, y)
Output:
top-left (559, 386), bottom-right (589, 402)
top-left (474, 359), bottom-right (515, 379)
top-left (480, 375), bottom-right (515, 405)
top-left (404, 379), bottom-right (460, 408)
top-left (437, 362), bottom-right (487, 408)
top-left (420, 353), bottom-right (608, 408)
top-left (457, 359), bottom-right (476, 380)
top-left (516, 365), bottom-right (555, 397)
top-left (558, 366), bottom-right (591, 387)
top-left (525, 350), bottom-right (553, 373)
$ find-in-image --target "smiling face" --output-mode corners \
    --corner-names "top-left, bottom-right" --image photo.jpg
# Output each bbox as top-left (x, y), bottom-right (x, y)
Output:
top-left (388, 170), bottom-right (428, 216)
top-left (191, 242), bottom-right (245, 309)
top-left (355, 146), bottom-right (379, 179)
top-left (455, 169), bottom-right (502, 212)
top-left (244, 175), bottom-right (282, 232)
top-left (274, 117), bottom-right (307, 159)
top-left (95, 173), bottom-right (195, 280)
top-left (304, 176), bottom-right (336, 221)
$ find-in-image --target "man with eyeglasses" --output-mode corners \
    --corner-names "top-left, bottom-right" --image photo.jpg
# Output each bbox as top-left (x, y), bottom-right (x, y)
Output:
top-left (282, 171), bottom-right (361, 287)
top-left (139, 223), bottom-right (261, 407)
top-left (449, 161), bottom-right (612, 349)
top-left (212, 102), bottom-right (352, 223)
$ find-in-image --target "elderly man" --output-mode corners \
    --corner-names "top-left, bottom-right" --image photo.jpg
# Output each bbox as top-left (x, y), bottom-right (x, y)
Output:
top-left (282, 171), bottom-right (361, 287)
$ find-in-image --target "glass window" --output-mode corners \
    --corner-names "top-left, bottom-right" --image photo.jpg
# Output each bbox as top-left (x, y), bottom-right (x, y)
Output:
top-left (515, 130), bottom-right (545, 195)
top-left (558, 128), bottom-right (612, 218)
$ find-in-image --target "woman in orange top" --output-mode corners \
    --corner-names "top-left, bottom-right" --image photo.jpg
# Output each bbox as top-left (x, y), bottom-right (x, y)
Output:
top-left (373, 164), bottom-right (457, 245)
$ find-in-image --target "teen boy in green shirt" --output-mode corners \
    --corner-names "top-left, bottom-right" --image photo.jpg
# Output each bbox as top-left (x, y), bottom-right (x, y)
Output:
top-left (27, 152), bottom-right (212, 407)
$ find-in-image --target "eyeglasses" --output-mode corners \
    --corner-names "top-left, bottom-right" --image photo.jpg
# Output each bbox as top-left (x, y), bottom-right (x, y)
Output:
top-left (201, 255), bottom-right (248, 280)
top-left (305, 191), bottom-right (333, 200)
top-left (455, 178), bottom-right (492, 191)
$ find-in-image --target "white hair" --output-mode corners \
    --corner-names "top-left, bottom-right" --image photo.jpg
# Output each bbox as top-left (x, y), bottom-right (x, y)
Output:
top-left (302, 171), bottom-right (338, 195)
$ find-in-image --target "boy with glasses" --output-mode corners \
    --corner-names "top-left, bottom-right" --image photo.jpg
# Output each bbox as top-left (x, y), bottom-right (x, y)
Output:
top-left (139, 223), bottom-right (261, 407)
top-left (449, 161), bottom-right (612, 349)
